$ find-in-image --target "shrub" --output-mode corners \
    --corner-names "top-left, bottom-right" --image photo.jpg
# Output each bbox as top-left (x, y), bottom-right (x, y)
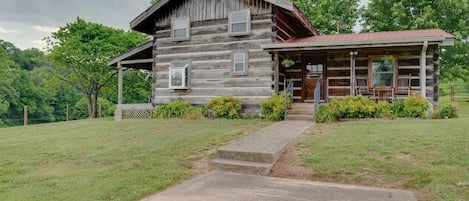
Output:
top-left (260, 92), bottom-right (292, 121)
top-left (152, 101), bottom-right (191, 119)
top-left (375, 101), bottom-right (393, 118)
top-left (205, 96), bottom-right (242, 119)
top-left (314, 103), bottom-right (339, 123)
top-left (402, 96), bottom-right (429, 118)
top-left (433, 104), bottom-right (458, 119)
top-left (390, 100), bottom-right (405, 117)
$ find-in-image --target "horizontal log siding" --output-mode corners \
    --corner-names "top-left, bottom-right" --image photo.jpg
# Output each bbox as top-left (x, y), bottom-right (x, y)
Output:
top-left (325, 46), bottom-right (437, 100)
top-left (153, 10), bottom-right (274, 105)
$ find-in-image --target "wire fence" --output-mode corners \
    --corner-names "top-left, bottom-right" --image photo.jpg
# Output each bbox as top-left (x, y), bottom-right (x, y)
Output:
top-left (440, 83), bottom-right (469, 102)
top-left (1, 104), bottom-right (112, 127)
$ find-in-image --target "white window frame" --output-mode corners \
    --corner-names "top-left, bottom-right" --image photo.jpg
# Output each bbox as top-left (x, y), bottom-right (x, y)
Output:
top-left (229, 9), bottom-right (251, 36)
top-left (169, 62), bottom-right (190, 89)
top-left (232, 50), bottom-right (248, 75)
top-left (171, 17), bottom-right (190, 41)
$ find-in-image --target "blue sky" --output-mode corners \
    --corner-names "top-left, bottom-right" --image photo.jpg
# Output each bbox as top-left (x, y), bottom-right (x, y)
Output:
top-left (0, 0), bottom-right (150, 50)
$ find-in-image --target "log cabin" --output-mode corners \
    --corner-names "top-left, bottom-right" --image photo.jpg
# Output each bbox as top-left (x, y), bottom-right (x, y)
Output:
top-left (109, 0), bottom-right (455, 120)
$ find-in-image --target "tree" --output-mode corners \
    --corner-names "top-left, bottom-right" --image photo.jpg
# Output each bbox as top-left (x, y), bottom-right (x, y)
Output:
top-left (46, 17), bottom-right (148, 118)
top-left (294, 0), bottom-right (360, 34)
top-left (150, 0), bottom-right (159, 4)
top-left (361, 0), bottom-right (469, 82)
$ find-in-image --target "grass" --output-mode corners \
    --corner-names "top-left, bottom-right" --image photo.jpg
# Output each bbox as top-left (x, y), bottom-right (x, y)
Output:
top-left (0, 118), bottom-right (267, 201)
top-left (301, 97), bottom-right (469, 201)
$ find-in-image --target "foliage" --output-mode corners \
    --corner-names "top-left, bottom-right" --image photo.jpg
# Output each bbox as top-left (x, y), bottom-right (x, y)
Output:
top-left (313, 103), bottom-right (339, 123)
top-left (151, 101), bottom-right (204, 119)
top-left (314, 95), bottom-right (429, 123)
top-left (0, 118), bottom-right (265, 201)
top-left (294, 0), bottom-right (360, 34)
top-left (433, 104), bottom-right (458, 119)
top-left (46, 17), bottom-right (148, 118)
top-left (72, 97), bottom-right (115, 120)
top-left (260, 92), bottom-right (292, 121)
top-left (281, 58), bottom-right (295, 67)
top-left (101, 68), bottom-right (152, 104)
top-left (205, 96), bottom-right (242, 119)
top-left (361, 0), bottom-right (469, 84)
top-left (401, 96), bottom-right (429, 118)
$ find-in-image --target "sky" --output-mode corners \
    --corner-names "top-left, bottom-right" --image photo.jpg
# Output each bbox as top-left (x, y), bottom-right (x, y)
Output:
top-left (0, 0), bottom-right (370, 50)
top-left (0, 0), bottom-right (150, 50)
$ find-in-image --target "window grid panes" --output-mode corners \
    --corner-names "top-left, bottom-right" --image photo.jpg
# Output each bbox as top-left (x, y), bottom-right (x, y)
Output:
top-left (233, 53), bottom-right (246, 73)
top-left (172, 18), bottom-right (189, 39)
top-left (371, 59), bottom-right (394, 87)
top-left (230, 10), bottom-right (250, 34)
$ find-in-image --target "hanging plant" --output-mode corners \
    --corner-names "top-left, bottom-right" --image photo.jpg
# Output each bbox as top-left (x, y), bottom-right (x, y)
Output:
top-left (281, 58), bottom-right (295, 67)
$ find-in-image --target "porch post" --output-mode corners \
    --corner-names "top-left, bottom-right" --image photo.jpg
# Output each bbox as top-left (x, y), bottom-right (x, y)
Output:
top-left (274, 51), bottom-right (279, 94)
top-left (117, 62), bottom-right (123, 105)
top-left (420, 41), bottom-right (428, 98)
top-left (349, 51), bottom-right (358, 96)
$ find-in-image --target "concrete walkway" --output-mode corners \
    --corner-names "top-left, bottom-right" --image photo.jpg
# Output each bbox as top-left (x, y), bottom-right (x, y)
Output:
top-left (141, 171), bottom-right (416, 201)
top-left (141, 120), bottom-right (416, 201)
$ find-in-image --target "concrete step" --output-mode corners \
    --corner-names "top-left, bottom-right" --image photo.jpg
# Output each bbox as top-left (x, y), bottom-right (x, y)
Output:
top-left (211, 158), bottom-right (273, 176)
top-left (288, 110), bottom-right (314, 115)
top-left (216, 121), bottom-right (312, 163)
top-left (287, 114), bottom-right (313, 121)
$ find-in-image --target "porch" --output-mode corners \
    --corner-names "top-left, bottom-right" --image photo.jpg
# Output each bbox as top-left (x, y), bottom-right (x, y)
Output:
top-left (263, 29), bottom-right (455, 106)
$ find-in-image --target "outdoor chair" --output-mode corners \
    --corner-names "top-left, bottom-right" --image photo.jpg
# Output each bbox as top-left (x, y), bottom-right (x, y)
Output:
top-left (395, 74), bottom-right (412, 96)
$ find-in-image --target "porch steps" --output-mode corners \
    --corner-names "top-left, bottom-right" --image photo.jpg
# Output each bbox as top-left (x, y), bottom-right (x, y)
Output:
top-left (211, 121), bottom-right (312, 176)
top-left (287, 103), bottom-right (314, 121)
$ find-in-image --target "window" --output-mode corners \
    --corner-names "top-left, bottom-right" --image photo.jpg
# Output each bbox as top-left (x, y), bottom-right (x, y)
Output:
top-left (169, 62), bottom-right (190, 89)
top-left (229, 9), bottom-right (251, 35)
top-left (233, 51), bottom-right (248, 75)
top-left (172, 17), bottom-right (190, 40)
top-left (370, 56), bottom-right (396, 87)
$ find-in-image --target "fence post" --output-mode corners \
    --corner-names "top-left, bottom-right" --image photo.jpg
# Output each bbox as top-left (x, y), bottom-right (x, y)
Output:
top-left (98, 104), bottom-right (102, 118)
top-left (451, 84), bottom-right (455, 103)
top-left (66, 104), bottom-right (69, 121)
top-left (24, 106), bottom-right (28, 126)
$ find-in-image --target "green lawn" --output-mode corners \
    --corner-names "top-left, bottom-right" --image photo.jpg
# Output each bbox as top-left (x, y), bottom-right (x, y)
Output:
top-left (301, 98), bottom-right (469, 201)
top-left (0, 118), bottom-right (267, 201)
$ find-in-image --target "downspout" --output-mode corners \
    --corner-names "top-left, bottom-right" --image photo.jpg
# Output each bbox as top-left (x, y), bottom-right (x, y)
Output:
top-left (420, 41), bottom-right (428, 98)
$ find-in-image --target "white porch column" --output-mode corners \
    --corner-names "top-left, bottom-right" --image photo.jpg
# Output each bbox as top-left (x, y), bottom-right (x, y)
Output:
top-left (420, 41), bottom-right (428, 98)
top-left (117, 62), bottom-right (123, 105)
top-left (349, 51), bottom-right (358, 96)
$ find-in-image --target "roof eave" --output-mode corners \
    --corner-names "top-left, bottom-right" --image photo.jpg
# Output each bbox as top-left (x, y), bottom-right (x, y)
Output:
top-left (262, 36), bottom-right (454, 51)
top-left (108, 41), bottom-right (153, 67)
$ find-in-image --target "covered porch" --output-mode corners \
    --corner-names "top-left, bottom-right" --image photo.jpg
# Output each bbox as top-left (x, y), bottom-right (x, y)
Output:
top-left (108, 41), bottom-right (154, 120)
top-left (263, 29), bottom-right (455, 105)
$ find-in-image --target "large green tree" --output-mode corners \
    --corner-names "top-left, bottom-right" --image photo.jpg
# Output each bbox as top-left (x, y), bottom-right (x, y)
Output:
top-left (294, 0), bottom-right (360, 34)
top-left (361, 0), bottom-right (469, 82)
top-left (46, 18), bottom-right (148, 118)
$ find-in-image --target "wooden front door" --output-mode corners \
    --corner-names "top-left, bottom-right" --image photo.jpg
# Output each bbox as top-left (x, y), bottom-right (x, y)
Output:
top-left (303, 54), bottom-right (326, 101)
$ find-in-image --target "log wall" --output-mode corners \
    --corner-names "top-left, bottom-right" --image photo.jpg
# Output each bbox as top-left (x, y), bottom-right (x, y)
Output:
top-left (152, 0), bottom-right (275, 106)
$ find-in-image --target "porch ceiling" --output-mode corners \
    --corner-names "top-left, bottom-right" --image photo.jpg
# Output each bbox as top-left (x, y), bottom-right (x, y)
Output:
top-left (108, 41), bottom-right (153, 70)
top-left (262, 29), bottom-right (455, 52)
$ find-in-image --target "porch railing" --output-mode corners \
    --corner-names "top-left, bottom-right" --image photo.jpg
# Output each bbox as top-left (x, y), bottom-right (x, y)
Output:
top-left (284, 79), bottom-right (294, 120)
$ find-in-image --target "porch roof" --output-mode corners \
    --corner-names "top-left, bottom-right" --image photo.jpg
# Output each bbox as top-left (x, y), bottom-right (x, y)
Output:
top-left (108, 41), bottom-right (153, 70)
top-left (262, 29), bottom-right (455, 51)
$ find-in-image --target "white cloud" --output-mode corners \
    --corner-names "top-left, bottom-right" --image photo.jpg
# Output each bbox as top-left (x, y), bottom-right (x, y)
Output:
top-left (0, 26), bottom-right (19, 33)
top-left (31, 25), bottom-right (59, 33)
top-left (31, 40), bottom-right (46, 44)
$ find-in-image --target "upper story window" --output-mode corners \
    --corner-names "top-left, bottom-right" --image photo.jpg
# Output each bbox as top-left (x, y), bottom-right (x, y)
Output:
top-left (172, 17), bottom-right (190, 40)
top-left (233, 51), bottom-right (248, 75)
top-left (169, 62), bottom-right (190, 89)
top-left (229, 9), bottom-right (251, 35)
top-left (370, 56), bottom-right (396, 87)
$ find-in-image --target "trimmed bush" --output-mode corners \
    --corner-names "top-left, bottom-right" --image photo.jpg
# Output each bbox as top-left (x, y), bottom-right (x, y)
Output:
top-left (390, 100), bottom-right (405, 117)
top-left (205, 96), bottom-right (242, 119)
top-left (433, 104), bottom-right (458, 119)
top-left (260, 92), bottom-right (292, 121)
top-left (402, 96), bottom-right (429, 118)
top-left (314, 103), bottom-right (339, 123)
top-left (152, 101), bottom-right (192, 119)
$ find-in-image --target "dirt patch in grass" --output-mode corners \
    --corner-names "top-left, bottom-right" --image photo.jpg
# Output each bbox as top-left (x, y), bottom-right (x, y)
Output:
top-left (270, 133), bottom-right (312, 180)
